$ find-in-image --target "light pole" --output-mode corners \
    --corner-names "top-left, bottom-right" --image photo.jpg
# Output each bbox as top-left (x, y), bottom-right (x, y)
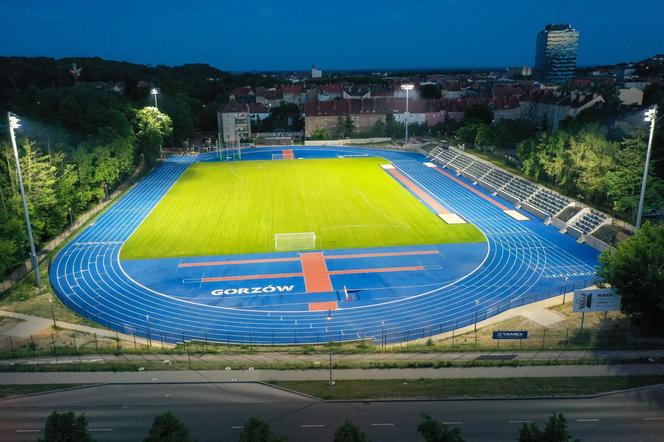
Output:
top-left (562, 276), bottom-right (569, 305)
top-left (7, 112), bottom-right (40, 287)
top-left (49, 298), bottom-right (56, 328)
top-left (151, 88), bottom-right (160, 109)
top-left (400, 84), bottom-right (414, 150)
top-left (474, 299), bottom-right (479, 349)
top-left (327, 310), bottom-right (334, 386)
top-left (636, 105), bottom-right (658, 229)
top-left (146, 315), bottom-right (152, 347)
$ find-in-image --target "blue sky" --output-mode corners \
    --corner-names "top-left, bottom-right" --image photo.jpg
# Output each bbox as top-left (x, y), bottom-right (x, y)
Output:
top-left (1, 0), bottom-right (662, 71)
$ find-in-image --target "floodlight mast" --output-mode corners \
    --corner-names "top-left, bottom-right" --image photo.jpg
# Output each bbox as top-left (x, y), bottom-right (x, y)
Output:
top-left (151, 88), bottom-right (159, 108)
top-left (7, 112), bottom-right (40, 287)
top-left (401, 84), bottom-right (414, 150)
top-left (636, 105), bottom-right (658, 229)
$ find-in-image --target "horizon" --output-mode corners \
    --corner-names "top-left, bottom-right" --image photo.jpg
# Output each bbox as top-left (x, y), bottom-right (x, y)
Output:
top-left (1, 0), bottom-right (662, 72)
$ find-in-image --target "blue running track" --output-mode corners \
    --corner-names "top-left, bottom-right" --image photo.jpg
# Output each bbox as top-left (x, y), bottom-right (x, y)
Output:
top-left (50, 147), bottom-right (599, 345)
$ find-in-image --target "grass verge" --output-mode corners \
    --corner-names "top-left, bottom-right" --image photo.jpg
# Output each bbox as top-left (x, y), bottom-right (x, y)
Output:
top-left (0, 384), bottom-right (82, 399)
top-left (270, 376), bottom-right (664, 400)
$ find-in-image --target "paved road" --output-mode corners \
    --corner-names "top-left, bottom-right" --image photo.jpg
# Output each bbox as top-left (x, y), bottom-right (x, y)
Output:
top-left (1, 382), bottom-right (663, 441)
top-left (2, 364), bottom-right (664, 384)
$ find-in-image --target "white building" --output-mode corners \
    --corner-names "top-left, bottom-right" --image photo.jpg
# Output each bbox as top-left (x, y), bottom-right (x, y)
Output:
top-left (311, 65), bottom-right (322, 79)
top-left (218, 100), bottom-right (251, 145)
top-left (618, 88), bottom-right (644, 106)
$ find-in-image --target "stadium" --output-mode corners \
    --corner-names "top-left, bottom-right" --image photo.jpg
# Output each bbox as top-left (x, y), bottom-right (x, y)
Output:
top-left (49, 145), bottom-right (600, 345)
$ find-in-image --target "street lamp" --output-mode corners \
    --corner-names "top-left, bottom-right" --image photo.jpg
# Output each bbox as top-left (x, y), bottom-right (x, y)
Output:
top-left (7, 112), bottom-right (40, 287)
top-left (151, 88), bottom-right (160, 108)
top-left (146, 315), bottom-right (152, 347)
top-left (400, 84), bottom-right (414, 150)
top-left (49, 297), bottom-right (56, 328)
top-left (636, 105), bottom-right (658, 229)
top-left (327, 310), bottom-right (334, 386)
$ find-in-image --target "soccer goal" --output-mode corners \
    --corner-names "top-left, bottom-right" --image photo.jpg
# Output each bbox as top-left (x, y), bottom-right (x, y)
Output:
top-left (274, 232), bottom-right (317, 251)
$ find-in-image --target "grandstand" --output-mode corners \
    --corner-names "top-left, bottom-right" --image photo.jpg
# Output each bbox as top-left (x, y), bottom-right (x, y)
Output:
top-left (429, 144), bottom-right (617, 248)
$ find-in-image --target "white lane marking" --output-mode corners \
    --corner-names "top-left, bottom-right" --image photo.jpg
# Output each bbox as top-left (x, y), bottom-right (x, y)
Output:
top-left (576, 419), bottom-right (600, 422)
top-left (90, 428), bottom-right (113, 432)
top-left (509, 420), bottom-right (532, 423)
top-left (442, 422), bottom-right (464, 425)
top-left (16, 429), bottom-right (40, 433)
top-left (301, 424), bottom-right (325, 428)
top-left (231, 426), bottom-right (244, 429)
top-left (643, 417), bottom-right (664, 421)
top-left (371, 423), bottom-right (395, 426)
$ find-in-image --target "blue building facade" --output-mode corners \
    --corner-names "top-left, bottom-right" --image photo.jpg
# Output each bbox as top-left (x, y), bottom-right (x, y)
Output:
top-left (534, 24), bottom-right (580, 84)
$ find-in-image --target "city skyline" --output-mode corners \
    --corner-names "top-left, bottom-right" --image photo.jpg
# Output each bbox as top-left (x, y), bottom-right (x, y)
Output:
top-left (1, 0), bottom-right (662, 71)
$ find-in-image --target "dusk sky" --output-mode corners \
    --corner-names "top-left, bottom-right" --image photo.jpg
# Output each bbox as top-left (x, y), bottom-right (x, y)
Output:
top-left (1, 0), bottom-right (662, 71)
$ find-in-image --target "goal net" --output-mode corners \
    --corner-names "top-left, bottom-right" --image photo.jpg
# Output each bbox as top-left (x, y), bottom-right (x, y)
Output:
top-left (271, 154), bottom-right (287, 160)
top-left (274, 232), bottom-right (317, 251)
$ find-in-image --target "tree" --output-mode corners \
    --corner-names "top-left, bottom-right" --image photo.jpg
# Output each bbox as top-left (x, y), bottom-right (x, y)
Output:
top-left (239, 417), bottom-right (287, 442)
top-left (420, 84), bottom-right (442, 100)
top-left (598, 223), bottom-right (664, 332)
top-left (333, 420), bottom-right (369, 442)
top-left (416, 415), bottom-right (465, 442)
top-left (311, 128), bottom-right (329, 140)
top-left (39, 411), bottom-right (94, 442)
top-left (135, 106), bottom-right (173, 167)
top-left (143, 412), bottom-right (193, 442)
top-left (518, 413), bottom-right (579, 442)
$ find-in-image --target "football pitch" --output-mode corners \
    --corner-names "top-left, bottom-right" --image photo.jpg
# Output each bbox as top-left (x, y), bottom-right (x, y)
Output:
top-left (120, 157), bottom-right (485, 259)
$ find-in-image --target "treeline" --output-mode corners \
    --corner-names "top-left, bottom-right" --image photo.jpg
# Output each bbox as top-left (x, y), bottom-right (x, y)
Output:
top-left (0, 55), bottom-right (275, 277)
top-left (451, 85), bottom-right (664, 224)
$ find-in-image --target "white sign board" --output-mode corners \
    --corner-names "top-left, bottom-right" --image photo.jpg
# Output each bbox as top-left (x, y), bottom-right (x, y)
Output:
top-left (573, 288), bottom-right (621, 313)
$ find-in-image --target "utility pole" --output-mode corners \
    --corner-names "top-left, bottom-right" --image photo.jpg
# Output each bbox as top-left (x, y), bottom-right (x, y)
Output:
top-left (8, 112), bottom-right (40, 287)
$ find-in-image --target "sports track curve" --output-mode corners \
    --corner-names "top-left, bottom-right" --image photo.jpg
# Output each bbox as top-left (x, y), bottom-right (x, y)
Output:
top-left (50, 147), bottom-right (598, 344)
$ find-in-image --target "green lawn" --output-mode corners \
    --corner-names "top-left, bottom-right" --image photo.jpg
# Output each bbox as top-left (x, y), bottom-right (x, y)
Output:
top-left (271, 376), bottom-right (664, 400)
top-left (121, 157), bottom-right (484, 259)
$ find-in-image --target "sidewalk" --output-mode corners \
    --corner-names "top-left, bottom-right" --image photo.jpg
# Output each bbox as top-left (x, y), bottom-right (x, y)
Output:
top-left (1, 364), bottom-right (664, 385)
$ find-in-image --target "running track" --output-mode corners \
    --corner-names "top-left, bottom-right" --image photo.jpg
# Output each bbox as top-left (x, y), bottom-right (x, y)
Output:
top-left (50, 147), bottom-right (599, 344)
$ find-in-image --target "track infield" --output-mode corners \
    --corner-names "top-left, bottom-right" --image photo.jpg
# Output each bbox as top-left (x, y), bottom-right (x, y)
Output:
top-left (121, 157), bottom-right (484, 259)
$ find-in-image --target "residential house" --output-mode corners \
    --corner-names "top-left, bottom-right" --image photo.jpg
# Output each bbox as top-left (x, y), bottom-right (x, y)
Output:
top-left (217, 100), bottom-right (251, 145)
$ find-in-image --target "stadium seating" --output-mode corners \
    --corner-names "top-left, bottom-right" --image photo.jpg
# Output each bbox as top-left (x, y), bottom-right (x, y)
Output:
top-left (569, 210), bottom-right (607, 234)
top-left (463, 161), bottom-right (492, 181)
top-left (524, 189), bottom-right (570, 217)
top-left (479, 168), bottom-right (514, 190)
top-left (433, 149), bottom-right (458, 166)
top-left (503, 177), bottom-right (539, 201)
top-left (448, 153), bottom-right (474, 173)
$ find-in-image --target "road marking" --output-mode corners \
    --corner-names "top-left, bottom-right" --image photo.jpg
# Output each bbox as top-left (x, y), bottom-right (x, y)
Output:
top-left (301, 424), bottom-right (325, 428)
top-left (231, 426), bottom-right (244, 429)
top-left (643, 417), bottom-right (664, 421)
top-left (576, 419), bottom-right (600, 422)
top-left (509, 420), bottom-right (532, 423)
top-left (90, 428), bottom-right (113, 432)
top-left (371, 423), bottom-right (395, 426)
top-left (442, 422), bottom-right (464, 425)
top-left (16, 430), bottom-right (40, 433)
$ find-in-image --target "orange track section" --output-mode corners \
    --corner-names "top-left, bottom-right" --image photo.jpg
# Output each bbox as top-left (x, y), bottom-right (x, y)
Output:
top-left (308, 301), bottom-right (338, 311)
top-left (387, 169), bottom-right (449, 214)
top-left (433, 167), bottom-right (510, 211)
top-left (300, 252), bottom-right (333, 293)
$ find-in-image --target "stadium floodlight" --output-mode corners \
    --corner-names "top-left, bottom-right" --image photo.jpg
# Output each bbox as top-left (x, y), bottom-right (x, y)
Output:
top-left (636, 105), bottom-right (658, 229)
top-left (151, 88), bottom-right (160, 108)
top-left (7, 112), bottom-right (40, 287)
top-left (400, 84), bottom-right (415, 150)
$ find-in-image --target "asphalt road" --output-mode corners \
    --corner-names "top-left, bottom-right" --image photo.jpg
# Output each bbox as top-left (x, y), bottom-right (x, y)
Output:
top-left (0, 382), bottom-right (663, 441)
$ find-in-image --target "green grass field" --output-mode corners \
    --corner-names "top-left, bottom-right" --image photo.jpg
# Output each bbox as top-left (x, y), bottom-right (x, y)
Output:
top-left (121, 157), bottom-right (484, 259)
